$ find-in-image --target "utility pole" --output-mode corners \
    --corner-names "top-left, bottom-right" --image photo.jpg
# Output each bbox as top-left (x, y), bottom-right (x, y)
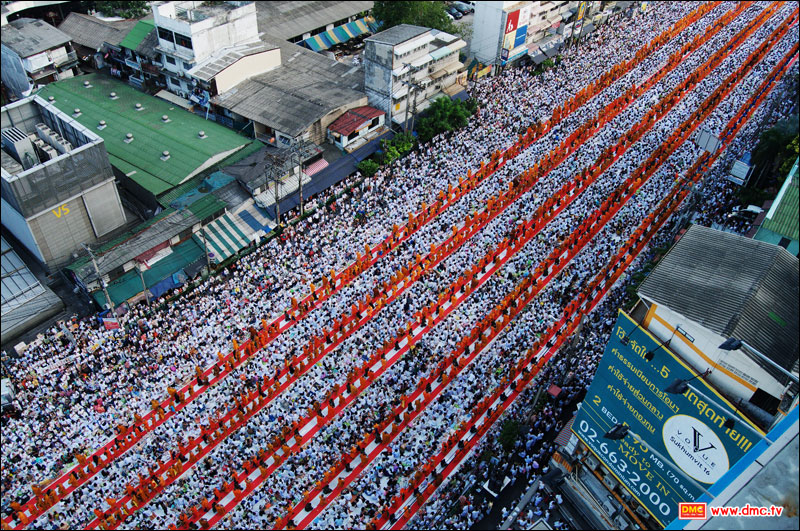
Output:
top-left (403, 83), bottom-right (413, 133)
top-left (82, 242), bottom-right (114, 316)
top-left (291, 144), bottom-right (305, 217)
top-left (409, 85), bottom-right (420, 134)
top-left (201, 228), bottom-right (212, 272)
top-left (273, 164), bottom-right (281, 225)
top-left (136, 263), bottom-right (150, 305)
top-left (297, 150), bottom-right (304, 217)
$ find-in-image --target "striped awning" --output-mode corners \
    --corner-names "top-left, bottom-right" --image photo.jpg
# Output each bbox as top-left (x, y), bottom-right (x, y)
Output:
top-left (303, 16), bottom-right (376, 52)
top-left (197, 214), bottom-right (251, 263)
top-left (555, 415), bottom-right (576, 447)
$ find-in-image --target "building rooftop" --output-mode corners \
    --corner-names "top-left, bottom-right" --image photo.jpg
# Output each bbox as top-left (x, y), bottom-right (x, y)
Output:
top-left (37, 74), bottom-right (251, 196)
top-left (761, 160), bottom-right (799, 242)
top-left (66, 194), bottom-right (226, 283)
top-left (57, 12), bottom-right (137, 51)
top-left (119, 19), bottom-right (158, 58)
top-left (366, 23), bottom-right (430, 46)
top-left (328, 105), bottom-right (384, 136)
top-left (255, 1), bottom-right (373, 41)
top-left (222, 141), bottom-right (320, 192)
top-left (2, 17), bottom-right (72, 58)
top-left (638, 224), bottom-right (799, 381)
top-left (213, 37), bottom-right (365, 137)
top-left (189, 42), bottom-right (277, 83)
top-left (1, 236), bottom-right (63, 343)
top-left (168, 0), bottom-right (244, 23)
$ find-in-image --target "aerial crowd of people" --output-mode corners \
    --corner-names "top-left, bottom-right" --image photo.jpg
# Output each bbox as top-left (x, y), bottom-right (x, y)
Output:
top-left (1, 1), bottom-right (796, 530)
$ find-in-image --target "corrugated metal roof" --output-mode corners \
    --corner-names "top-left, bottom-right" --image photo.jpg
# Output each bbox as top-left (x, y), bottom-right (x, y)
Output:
top-left (189, 42), bottom-right (277, 83)
top-left (638, 225), bottom-right (799, 379)
top-left (328, 105), bottom-right (384, 136)
top-left (212, 37), bottom-right (365, 137)
top-left (761, 161), bottom-right (799, 242)
top-left (257, 1), bottom-right (374, 41)
top-left (2, 17), bottom-right (72, 58)
top-left (38, 74), bottom-right (250, 195)
top-left (1, 236), bottom-right (45, 312)
top-left (119, 19), bottom-right (155, 52)
top-left (367, 23), bottom-right (430, 46)
top-left (58, 13), bottom-right (136, 51)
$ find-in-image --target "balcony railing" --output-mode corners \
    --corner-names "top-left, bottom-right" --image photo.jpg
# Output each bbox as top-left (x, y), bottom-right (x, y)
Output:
top-left (53, 50), bottom-right (78, 68)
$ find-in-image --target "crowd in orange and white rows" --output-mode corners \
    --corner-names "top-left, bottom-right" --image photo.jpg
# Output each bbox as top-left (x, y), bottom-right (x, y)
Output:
top-left (2, 1), bottom-right (795, 530)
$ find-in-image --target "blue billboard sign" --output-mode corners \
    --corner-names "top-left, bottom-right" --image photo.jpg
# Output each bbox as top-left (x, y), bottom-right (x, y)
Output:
top-left (515, 25), bottom-right (528, 48)
top-left (572, 311), bottom-right (763, 526)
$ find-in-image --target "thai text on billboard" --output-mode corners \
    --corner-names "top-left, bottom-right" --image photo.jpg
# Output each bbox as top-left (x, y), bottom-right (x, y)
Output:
top-left (572, 311), bottom-right (763, 526)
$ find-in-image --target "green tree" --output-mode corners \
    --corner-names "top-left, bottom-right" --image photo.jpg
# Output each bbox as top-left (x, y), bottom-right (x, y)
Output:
top-left (357, 159), bottom-right (380, 177)
top-left (778, 135), bottom-right (798, 182)
top-left (498, 419), bottom-right (521, 453)
top-left (416, 97), bottom-right (476, 143)
top-left (751, 115), bottom-right (799, 189)
top-left (94, 1), bottom-right (148, 18)
top-left (373, 1), bottom-right (457, 34)
top-left (390, 131), bottom-right (416, 154)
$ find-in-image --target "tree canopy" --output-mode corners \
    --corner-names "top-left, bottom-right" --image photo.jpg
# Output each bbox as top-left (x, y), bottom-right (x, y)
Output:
top-left (373, 1), bottom-right (457, 34)
top-left (94, 1), bottom-right (149, 19)
top-left (416, 96), bottom-right (477, 143)
top-left (751, 115), bottom-right (798, 188)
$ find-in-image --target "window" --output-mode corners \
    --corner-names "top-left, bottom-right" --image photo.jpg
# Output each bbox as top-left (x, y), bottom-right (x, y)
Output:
top-left (174, 33), bottom-right (193, 50)
top-left (370, 117), bottom-right (380, 128)
top-left (158, 27), bottom-right (174, 43)
top-left (183, 61), bottom-right (193, 71)
top-left (778, 237), bottom-right (791, 249)
top-left (347, 130), bottom-right (360, 141)
top-left (164, 55), bottom-right (176, 65)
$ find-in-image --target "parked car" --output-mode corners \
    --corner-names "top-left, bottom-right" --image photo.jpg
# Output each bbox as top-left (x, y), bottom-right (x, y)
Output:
top-left (727, 204), bottom-right (764, 221)
top-left (446, 5), bottom-right (463, 19)
top-left (453, 1), bottom-right (474, 14)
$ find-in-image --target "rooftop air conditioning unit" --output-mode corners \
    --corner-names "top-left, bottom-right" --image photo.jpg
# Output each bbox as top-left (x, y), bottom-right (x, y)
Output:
top-left (1, 127), bottom-right (40, 169)
top-left (41, 144), bottom-right (59, 161)
top-left (35, 123), bottom-right (54, 143)
top-left (54, 139), bottom-right (73, 154)
top-left (585, 455), bottom-right (600, 471)
top-left (602, 474), bottom-right (618, 491)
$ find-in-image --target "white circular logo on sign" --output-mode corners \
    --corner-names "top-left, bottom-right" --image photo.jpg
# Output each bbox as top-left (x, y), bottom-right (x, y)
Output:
top-left (662, 414), bottom-right (729, 484)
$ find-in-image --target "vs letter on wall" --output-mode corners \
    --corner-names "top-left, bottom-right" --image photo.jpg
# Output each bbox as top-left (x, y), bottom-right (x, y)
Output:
top-left (52, 205), bottom-right (70, 218)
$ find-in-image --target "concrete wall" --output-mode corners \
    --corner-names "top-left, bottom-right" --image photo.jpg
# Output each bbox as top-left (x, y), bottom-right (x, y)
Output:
top-left (27, 192), bottom-right (95, 267)
top-left (364, 39), bottom-right (394, 69)
top-left (1, 196), bottom-right (43, 262)
top-left (82, 180), bottom-right (126, 238)
top-left (215, 49), bottom-right (281, 94)
top-left (643, 301), bottom-right (788, 409)
top-left (154, 1), bottom-right (258, 65)
top-left (364, 42), bottom-right (393, 117)
top-left (471, 1), bottom-right (505, 64)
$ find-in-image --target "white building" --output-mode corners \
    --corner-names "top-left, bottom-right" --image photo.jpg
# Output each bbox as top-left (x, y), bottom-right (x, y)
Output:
top-left (364, 24), bottom-right (466, 125)
top-left (636, 225), bottom-right (799, 430)
top-left (152, 1), bottom-right (260, 100)
top-left (470, 1), bottom-right (576, 66)
top-left (1, 17), bottom-right (79, 99)
top-left (326, 106), bottom-right (385, 151)
top-left (1, 95), bottom-right (126, 270)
